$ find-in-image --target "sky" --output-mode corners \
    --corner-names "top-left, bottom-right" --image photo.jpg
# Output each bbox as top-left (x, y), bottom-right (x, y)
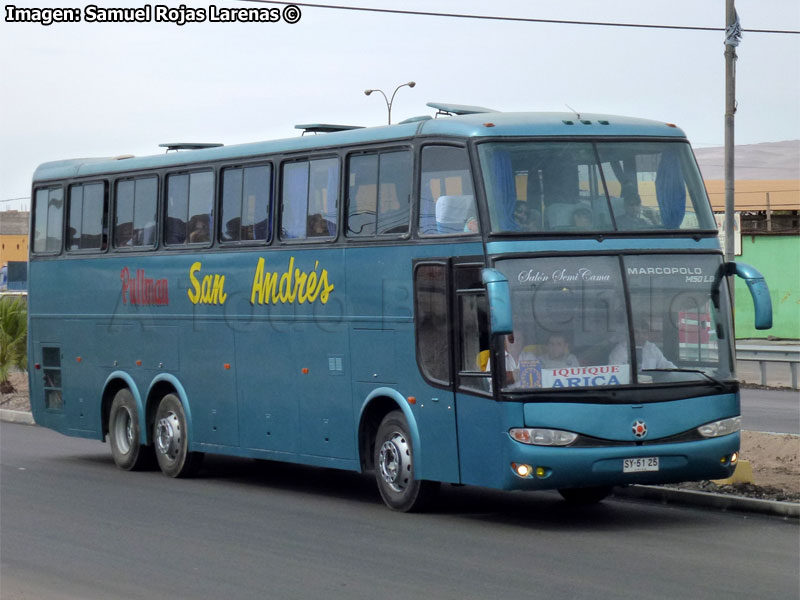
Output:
top-left (1, 0), bottom-right (798, 211)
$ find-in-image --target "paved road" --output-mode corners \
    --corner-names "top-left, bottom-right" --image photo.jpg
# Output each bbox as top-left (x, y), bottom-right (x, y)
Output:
top-left (740, 388), bottom-right (800, 434)
top-left (2, 422), bottom-right (798, 600)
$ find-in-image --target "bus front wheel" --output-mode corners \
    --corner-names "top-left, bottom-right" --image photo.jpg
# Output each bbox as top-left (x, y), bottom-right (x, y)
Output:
top-left (153, 394), bottom-right (203, 478)
top-left (374, 410), bottom-right (438, 512)
top-left (108, 388), bottom-right (153, 471)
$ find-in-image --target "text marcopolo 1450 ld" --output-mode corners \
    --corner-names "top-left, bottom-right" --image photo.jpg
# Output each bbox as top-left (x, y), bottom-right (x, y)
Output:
top-left (4, 4), bottom-right (302, 26)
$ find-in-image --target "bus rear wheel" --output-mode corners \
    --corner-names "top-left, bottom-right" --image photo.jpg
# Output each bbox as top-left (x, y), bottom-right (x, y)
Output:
top-left (558, 486), bottom-right (612, 504)
top-left (374, 410), bottom-right (438, 512)
top-left (108, 388), bottom-right (153, 471)
top-left (153, 393), bottom-right (203, 478)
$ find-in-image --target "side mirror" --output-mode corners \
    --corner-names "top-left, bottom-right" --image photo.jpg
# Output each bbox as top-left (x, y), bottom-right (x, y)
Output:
top-left (482, 268), bottom-right (513, 336)
top-left (727, 262), bottom-right (773, 330)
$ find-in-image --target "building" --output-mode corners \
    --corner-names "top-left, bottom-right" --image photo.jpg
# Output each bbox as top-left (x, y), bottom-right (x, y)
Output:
top-left (695, 140), bottom-right (800, 339)
top-left (0, 210), bottom-right (29, 268)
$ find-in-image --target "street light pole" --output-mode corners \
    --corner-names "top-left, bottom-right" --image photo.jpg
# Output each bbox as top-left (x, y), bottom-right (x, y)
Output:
top-left (364, 81), bottom-right (416, 124)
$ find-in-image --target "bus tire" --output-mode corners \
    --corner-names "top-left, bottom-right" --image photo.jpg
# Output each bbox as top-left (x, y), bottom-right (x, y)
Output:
top-left (153, 393), bottom-right (203, 478)
top-left (558, 486), bottom-right (612, 504)
top-left (374, 410), bottom-right (438, 512)
top-left (108, 388), bottom-right (153, 471)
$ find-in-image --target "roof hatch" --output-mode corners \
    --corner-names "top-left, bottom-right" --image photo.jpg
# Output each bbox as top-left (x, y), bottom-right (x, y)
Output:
top-left (426, 102), bottom-right (498, 116)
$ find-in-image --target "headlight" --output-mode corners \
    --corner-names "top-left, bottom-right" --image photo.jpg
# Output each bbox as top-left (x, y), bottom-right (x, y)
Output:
top-left (509, 428), bottom-right (578, 446)
top-left (697, 416), bottom-right (741, 438)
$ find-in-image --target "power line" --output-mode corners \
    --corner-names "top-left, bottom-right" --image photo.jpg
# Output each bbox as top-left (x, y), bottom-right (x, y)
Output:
top-left (241, 1), bottom-right (800, 34)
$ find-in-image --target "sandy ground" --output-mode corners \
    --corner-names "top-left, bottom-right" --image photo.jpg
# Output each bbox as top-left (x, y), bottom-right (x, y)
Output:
top-left (2, 372), bottom-right (798, 500)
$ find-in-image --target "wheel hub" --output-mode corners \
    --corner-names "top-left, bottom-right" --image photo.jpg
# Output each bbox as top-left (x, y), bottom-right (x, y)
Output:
top-left (378, 432), bottom-right (411, 493)
top-left (156, 412), bottom-right (182, 460)
top-left (113, 407), bottom-right (133, 454)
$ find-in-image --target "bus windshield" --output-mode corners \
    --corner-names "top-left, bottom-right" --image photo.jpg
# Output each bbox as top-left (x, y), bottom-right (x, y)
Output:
top-left (478, 141), bottom-right (715, 233)
top-left (496, 254), bottom-right (735, 392)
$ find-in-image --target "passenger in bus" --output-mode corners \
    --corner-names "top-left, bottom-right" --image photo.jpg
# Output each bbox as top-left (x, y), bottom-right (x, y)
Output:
top-left (513, 201), bottom-right (540, 230)
top-left (188, 215), bottom-right (210, 243)
top-left (540, 333), bottom-right (579, 368)
top-left (307, 213), bottom-right (332, 237)
top-left (482, 334), bottom-right (517, 385)
top-left (608, 321), bottom-right (676, 370)
top-left (572, 207), bottom-right (593, 229)
top-left (115, 222), bottom-right (134, 247)
top-left (616, 194), bottom-right (653, 230)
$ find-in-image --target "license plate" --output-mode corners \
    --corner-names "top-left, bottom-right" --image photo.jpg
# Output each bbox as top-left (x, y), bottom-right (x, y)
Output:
top-left (623, 457), bottom-right (659, 473)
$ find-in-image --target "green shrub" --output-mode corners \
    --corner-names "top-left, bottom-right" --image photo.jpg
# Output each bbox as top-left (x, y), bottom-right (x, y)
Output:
top-left (0, 296), bottom-right (27, 393)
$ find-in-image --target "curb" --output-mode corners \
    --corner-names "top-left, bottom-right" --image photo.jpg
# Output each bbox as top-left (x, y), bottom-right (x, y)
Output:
top-left (1, 409), bottom-right (797, 518)
top-left (0, 409), bottom-right (35, 425)
top-left (614, 485), bottom-right (800, 519)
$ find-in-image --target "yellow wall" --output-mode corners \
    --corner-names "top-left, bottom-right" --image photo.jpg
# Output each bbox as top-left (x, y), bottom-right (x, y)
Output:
top-left (0, 234), bottom-right (28, 268)
top-left (704, 179), bottom-right (800, 212)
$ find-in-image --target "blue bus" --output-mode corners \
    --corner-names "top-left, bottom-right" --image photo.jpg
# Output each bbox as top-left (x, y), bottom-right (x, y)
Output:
top-left (28, 105), bottom-right (772, 510)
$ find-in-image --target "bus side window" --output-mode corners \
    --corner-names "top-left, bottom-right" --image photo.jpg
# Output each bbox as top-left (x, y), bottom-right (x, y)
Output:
top-left (454, 265), bottom-right (492, 393)
top-left (67, 182), bottom-right (107, 252)
top-left (414, 263), bottom-right (451, 386)
top-left (166, 171), bottom-right (214, 246)
top-left (347, 149), bottom-right (411, 237)
top-left (458, 292), bottom-right (491, 393)
top-left (418, 146), bottom-right (476, 235)
top-left (221, 164), bottom-right (272, 243)
top-left (115, 177), bottom-right (158, 249)
top-left (32, 187), bottom-right (64, 254)
top-left (280, 158), bottom-right (338, 241)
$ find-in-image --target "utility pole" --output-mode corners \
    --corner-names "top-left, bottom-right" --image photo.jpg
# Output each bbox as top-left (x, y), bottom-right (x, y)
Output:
top-left (724, 0), bottom-right (741, 304)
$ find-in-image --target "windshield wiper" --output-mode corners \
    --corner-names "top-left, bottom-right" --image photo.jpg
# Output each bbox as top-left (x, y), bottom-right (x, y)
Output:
top-left (641, 368), bottom-right (728, 391)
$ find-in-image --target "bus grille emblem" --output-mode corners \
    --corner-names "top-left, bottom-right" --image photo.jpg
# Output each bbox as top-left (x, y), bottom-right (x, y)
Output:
top-left (632, 420), bottom-right (648, 439)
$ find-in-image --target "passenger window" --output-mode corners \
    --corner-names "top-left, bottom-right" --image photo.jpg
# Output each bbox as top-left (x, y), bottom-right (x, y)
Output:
top-left (221, 164), bottom-right (271, 242)
top-left (419, 146), bottom-right (477, 235)
top-left (347, 150), bottom-right (411, 237)
top-left (414, 263), bottom-right (451, 385)
top-left (165, 171), bottom-right (214, 246)
top-left (32, 187), bottom-right (64, 254)
top-left (67, 182), bottom-right (107, 251)
top-left (454, 264), bottom-right (492, 393)
top-left (458, 292), bottom-right (492, 393)
top-left (115, 177), bottom-right (157, 249)
top-left (280, 158), bottom-right (339, 240)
